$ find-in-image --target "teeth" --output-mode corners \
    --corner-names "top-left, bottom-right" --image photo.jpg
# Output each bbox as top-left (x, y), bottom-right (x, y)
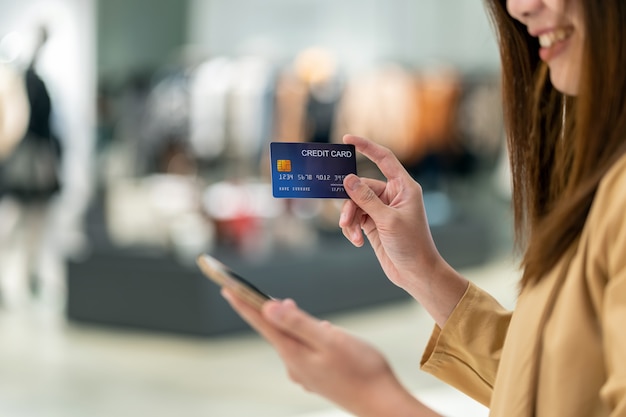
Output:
top-left (538, 28), bottom-right (572, 48)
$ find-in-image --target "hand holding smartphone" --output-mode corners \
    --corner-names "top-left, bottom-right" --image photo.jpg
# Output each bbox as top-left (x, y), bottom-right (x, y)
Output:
top-left (196, 254), bottom-right (271, 310)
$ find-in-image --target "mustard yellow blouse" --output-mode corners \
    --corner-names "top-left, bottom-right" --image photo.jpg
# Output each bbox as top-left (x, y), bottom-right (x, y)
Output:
top-left (421, 153), bottom-right (626, 417)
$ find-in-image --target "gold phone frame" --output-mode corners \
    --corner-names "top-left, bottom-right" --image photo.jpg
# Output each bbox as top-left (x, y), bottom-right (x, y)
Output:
top-left (196, 254), bottom-right (270, 310)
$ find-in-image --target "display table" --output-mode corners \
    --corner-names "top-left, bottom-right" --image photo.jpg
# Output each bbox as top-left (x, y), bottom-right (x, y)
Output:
top-left (67, 188), bottom-right (498, 337)
top-left (67, 213), bottom-right (493, 337)
top-left (67, 238), bottom-right (405, 336)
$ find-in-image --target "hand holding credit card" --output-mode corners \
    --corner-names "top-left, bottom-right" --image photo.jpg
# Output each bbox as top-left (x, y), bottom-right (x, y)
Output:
top-left (270, 142), bottom-right (357, 198)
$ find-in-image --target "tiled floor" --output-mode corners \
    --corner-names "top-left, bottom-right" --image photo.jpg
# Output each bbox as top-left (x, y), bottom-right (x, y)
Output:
top-left (0, 254), bottom-right (519, 417)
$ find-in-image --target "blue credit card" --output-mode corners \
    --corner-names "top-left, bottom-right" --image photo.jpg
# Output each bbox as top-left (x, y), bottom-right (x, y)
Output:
top-left (270, 142), bottom-right (357, 198)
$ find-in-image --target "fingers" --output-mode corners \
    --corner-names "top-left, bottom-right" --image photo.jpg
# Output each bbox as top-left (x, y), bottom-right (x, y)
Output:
top-left (221, 288), bottom-right (299, 351)
top-left (343, 174), bottom-right (386, 223)
top-left (343, 134), bottom-right (408, 182)
top-left (340, 178), bottom-right (386, 246)
top-left (263, 298), bottom-right (331, 350)
top-left (340, 134), bottom-right (410, 228)
top-left (222, 288), bottom-right (329, 351)
top-left (339, 196), bottom-right (364, 245)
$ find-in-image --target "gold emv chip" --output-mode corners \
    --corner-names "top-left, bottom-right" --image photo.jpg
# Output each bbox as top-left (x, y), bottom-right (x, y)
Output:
top-left (277, 160), bottom-right (292, 172)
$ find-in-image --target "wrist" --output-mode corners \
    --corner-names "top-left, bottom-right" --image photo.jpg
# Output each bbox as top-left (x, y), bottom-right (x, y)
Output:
top-left (348, 374), bottom-right (441, 417)
top-left (403, 258), bottom-right (469, 328)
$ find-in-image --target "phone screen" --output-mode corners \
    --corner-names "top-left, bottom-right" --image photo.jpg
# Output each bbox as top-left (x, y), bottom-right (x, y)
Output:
top-left (196, 254), bottom-right (271, 309)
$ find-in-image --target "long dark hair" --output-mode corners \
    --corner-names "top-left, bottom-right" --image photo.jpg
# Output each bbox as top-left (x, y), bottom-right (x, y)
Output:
top-left (484, 0), bottom-right (626, 286)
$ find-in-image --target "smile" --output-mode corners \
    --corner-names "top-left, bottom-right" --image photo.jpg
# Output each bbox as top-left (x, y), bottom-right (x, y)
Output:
top-left (538, 27), bottom-right (574, 48)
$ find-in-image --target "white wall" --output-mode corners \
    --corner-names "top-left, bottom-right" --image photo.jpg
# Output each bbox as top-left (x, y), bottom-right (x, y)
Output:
top-left (187, 0), bottom-right (500, 73)
top-left (97, 0), bottom-right (189, 80)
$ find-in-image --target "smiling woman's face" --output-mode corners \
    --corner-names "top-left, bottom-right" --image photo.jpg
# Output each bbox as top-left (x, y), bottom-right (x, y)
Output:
top-left (507, 0), bottom-right (584, 96)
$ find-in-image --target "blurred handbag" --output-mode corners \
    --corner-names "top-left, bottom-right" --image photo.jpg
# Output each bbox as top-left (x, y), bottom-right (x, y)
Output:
top-left (0, 132), bottom-right (61, 200)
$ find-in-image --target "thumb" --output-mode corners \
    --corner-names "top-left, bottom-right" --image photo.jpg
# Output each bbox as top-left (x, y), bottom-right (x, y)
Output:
top-left (264, 299), bottom-right (328, 349)
top-left (343, 174), bottom-right (386, 221)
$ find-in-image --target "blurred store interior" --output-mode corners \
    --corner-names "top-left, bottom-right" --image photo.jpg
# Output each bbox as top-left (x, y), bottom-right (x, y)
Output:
top-left (0, 1), bottom-right (518, 416)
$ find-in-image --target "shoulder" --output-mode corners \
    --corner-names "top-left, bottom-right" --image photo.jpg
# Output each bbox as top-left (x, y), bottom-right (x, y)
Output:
top-left (592, 152), bottom-right (626, 220)
top-left (591, 152), bottom-right (626, 226)
top-left (586, 152), bottom-right (626, 276)
top-left (597, 152), bottom-right (626, 197)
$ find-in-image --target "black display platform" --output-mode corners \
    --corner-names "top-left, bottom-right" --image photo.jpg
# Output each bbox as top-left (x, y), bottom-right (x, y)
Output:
top-left (66, 210), bottom-right (495, 337)
top-left (67, 240), bottom-right (395, 336)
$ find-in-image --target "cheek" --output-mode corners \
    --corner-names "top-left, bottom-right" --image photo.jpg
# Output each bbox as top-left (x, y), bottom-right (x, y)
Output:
top-left (505, 0), bottom-right (532, 23)
top-left (546, 0), bottom-right (568, 12)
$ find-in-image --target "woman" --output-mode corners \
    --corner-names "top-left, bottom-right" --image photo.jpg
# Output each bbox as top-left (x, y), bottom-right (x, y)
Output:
top-left (224, 0), bottom-right (626, 415)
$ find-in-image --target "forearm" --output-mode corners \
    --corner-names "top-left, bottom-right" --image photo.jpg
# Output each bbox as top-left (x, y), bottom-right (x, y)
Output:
top-left (402, 258), bottom-right (469, 329)
top-left (343, 375), bottom-right (445, 417)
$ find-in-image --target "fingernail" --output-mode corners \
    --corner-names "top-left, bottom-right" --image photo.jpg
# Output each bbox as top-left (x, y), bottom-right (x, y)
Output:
top-left (344, 175), bottom-right (360, 191)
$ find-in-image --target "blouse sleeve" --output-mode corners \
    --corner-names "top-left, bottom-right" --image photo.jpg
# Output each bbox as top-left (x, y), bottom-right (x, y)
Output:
top-left (420, 281), bottom-right (512, 407)
top-left (587, 156), bottom-right (626, 416)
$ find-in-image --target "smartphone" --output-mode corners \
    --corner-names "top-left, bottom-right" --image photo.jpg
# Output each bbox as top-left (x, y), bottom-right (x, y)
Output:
top-left (196, 254), bottom-right (271, 310)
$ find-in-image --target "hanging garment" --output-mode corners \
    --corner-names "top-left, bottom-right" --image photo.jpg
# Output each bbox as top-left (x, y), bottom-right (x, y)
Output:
top-left (188, 57), bottom-right (233, 161)
top-left (456, 76), bottom-right (505, 165)
top-left (413, 68), bottom-right (463, 162)
top-left (331, 64), bottom-right (421, 165)
top-left (304, 77), bottom-right (342, 144)
top-left (0, 67), bottom-right (62, 201)
top-left (227, 55), bottom-right (276, 161)
top-left (273, 68), bottom-right (309, 143)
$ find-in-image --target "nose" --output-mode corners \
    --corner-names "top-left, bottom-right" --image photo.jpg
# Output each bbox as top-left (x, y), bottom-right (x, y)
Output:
top-left (507, 0), bottom-right (543, 22)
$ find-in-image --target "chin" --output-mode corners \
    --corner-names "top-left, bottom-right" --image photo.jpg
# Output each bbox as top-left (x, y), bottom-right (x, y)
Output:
top-left (549, 74), bottom-right (579, 96)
